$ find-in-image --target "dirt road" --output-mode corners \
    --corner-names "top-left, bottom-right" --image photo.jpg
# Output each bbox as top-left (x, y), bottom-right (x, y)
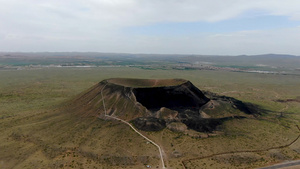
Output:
top-left (259, 160), bottom-right (300, 169)
top-left (100, 85), bottom-right (166, 169)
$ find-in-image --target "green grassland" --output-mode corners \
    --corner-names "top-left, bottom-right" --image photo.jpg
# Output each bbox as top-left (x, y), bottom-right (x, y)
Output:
top-left (1, 67), bottom-right (300, 168)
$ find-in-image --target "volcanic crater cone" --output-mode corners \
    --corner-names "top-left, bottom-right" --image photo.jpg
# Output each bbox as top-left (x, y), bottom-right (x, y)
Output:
top-left (70, 78), bottom-right (259, 134)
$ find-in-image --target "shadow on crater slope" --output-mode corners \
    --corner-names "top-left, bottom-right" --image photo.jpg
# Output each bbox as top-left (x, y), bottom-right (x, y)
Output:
top-left (132, 80), bottom-right (209, 111)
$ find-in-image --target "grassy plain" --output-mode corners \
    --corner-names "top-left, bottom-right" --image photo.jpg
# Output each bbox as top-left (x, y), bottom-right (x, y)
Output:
top-left (1, 66), bottom-right (300, 168)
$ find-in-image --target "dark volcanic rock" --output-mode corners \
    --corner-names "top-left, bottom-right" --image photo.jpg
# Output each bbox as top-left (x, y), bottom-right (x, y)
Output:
top-left (182, 118), bottom-right (222, 132)
top-left (182, 116), bottom-right (246, 132)
top-left (166, 122), bottom-right (188, 132)
top-left (132, 117), bottom-right (166, 131)
top-left (203, 91), bottom-right (265, 116)
top-left (133, 81), bottom-right (209, 111)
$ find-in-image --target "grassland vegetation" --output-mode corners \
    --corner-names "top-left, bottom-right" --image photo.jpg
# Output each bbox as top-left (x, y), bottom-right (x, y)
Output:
top-left (0, 65), bottom-right (300, 168)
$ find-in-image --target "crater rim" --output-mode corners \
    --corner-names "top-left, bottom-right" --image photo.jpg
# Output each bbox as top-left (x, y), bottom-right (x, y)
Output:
top-left (106, 78), bottom-right (188, 88)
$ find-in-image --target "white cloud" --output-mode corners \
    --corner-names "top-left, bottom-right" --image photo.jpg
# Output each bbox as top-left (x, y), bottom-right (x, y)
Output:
top-left (2, 0), bottom-right (300, 28)
top-left (0, 0), bottom-right (300, 54)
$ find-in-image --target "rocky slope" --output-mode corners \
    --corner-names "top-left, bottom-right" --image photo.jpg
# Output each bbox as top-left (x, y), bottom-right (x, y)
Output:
top-left (70, 78), bottom-right (260, 134)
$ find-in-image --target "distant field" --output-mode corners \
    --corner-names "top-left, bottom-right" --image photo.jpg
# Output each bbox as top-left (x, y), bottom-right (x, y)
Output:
top-left (1, 52), bottom-right (300, 75)
top-left (1, 66), bottom-right (300, 168)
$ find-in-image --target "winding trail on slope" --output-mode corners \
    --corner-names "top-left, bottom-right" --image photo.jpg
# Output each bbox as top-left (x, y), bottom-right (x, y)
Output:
top-left (100, 85), bottom-right (166, 169)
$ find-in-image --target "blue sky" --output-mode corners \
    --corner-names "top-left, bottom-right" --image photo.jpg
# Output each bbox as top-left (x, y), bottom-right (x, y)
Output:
top-left (1, 0), bottom-right (300, 55)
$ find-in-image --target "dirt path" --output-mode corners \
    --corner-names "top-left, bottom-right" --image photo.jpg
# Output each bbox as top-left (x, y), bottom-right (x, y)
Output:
top-left (181, 125), bottom-right (300, 169)
top-left (153, 79), bottom-right (158, 87)
top-left (279, 105), bottom-right (289, 112)
top-left (259, 160), bottom-right (300, 169)
top-left (100, 85), bottom-right (166, 169)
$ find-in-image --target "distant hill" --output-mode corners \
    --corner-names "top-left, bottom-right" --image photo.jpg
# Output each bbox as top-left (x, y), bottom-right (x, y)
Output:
top-left (1, 52), bottom-right (299, 72)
